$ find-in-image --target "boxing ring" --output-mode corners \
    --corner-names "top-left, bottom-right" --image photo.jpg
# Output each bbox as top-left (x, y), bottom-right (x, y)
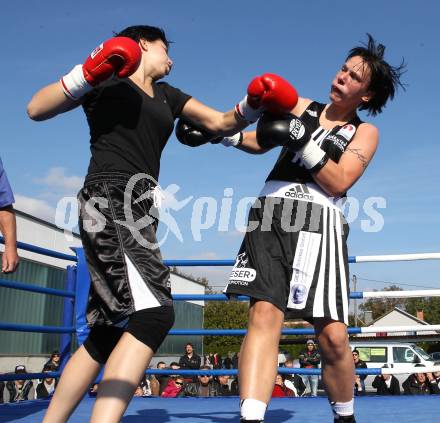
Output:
top-left (1, 237), bottom-right (440, 422)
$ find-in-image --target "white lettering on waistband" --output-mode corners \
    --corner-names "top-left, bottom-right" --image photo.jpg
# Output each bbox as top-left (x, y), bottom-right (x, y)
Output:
top-left (259, 180), bottom-right (345, 211)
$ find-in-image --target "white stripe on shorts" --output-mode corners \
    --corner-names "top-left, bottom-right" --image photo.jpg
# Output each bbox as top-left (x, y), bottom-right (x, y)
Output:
top-left (125, 253), bottom-right (161, 310)
top-left (312, 205), bottom-right (328, 318)
top-left (335, 212), bottom-right (349, 325)
top-left (328, 208), bottom-right (339, 321)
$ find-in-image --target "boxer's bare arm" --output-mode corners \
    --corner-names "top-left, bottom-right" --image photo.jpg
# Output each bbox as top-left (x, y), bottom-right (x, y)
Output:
top-left (27, 81), bottom-right (81, 121)
top-left (28, 37), bottom-right (141, 121)
top-left (236, 131), bottom-right (269, 154)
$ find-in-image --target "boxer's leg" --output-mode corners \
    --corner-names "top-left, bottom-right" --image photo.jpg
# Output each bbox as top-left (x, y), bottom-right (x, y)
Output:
top-left (90, 306), bottom-right (174, 423)
top-left (239, 300), bottom-right (284, 422)
top-left (315, 318), bottom-right (355, 422)
top-left (42, 345), bottom-right (102, 423)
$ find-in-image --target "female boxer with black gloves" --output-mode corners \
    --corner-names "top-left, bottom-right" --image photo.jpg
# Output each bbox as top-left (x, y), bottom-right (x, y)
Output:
top-left (226, 34), bottom-right (405, 423)
top-left (178, 34), bottom-right (405, 423)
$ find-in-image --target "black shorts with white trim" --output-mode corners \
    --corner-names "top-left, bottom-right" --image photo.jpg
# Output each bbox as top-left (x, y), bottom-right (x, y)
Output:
top-left (78, 171), bottom-right (173, 328)
top-left (224, 196), bottom-right (350, 325)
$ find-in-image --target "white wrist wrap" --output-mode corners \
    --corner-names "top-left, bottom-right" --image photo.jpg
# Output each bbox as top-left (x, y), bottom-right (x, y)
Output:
top-left (221, 132), bottom-right (243, 147)
top-left (235, 96), bottom-right (263, 123)
top-left (299, 140), bottom-right (327, 170)
top-left (61, 64), bottom-right (92, 100)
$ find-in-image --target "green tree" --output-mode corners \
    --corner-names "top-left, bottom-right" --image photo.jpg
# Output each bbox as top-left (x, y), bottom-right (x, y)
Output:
top-left (405, 297), bottom-right (440, 324)
top-left (203, 300), bottom-right (249, 355)
top-left (358, 285), bottom-right (405, 320)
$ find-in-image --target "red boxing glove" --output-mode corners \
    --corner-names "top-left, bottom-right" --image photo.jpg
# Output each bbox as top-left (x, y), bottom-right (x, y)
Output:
top-left (61, 37), bottom-right (141, 100)
top-left (236, 73), bottom-right (298, 123)
top-left (249, 73), bottom-right (298, 114)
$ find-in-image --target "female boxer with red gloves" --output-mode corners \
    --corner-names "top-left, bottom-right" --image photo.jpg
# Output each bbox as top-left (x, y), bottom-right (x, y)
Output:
top-left (27, 25), bottom-right (298, 423)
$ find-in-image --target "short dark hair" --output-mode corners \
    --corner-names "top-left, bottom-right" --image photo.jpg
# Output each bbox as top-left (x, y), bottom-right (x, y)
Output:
top-left (43, 363), bottom-right (57, 372)
top-left (14, 365), bottom-right (26, 374)
top-left (156, 361), bottom-right (166, 368)
top-left (352, 349), bottom-right (360, 355)
top-left (115, 25), bottom-right (170, 48)
top-left (346, 33), bottom-right (406, 116)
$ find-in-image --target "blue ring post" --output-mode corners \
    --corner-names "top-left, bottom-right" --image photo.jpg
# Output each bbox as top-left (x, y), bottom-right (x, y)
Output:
top-left (71, 247), bottom-right (92, 346)
top-left (59, 265), bottom-right (76, 371)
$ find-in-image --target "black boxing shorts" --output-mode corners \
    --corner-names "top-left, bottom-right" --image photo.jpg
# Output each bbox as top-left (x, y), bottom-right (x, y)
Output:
top-left (77, 172), bottom-right (173, 328)
top-left (224, 181), bottom-right (351, 325)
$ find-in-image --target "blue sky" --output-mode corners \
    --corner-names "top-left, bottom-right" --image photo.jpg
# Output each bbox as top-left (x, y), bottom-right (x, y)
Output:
top-left (1, 0), bottom-right (439, 294)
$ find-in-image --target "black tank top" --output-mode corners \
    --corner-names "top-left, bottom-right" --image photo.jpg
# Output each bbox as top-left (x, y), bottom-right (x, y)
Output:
top-left (266, 101), bottom-right (363, 184)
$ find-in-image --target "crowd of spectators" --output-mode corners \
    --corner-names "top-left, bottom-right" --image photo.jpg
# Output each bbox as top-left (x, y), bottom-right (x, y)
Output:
top-left (402, 364), bottom-right (440, 395)
top-left (0, 350), bottom-right (60, 403)
top-left (2, 343), bottom-right (440, 402)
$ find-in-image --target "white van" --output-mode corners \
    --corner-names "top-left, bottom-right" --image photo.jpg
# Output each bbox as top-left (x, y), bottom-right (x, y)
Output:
top-left (350, 341), bottom-right (435, 392)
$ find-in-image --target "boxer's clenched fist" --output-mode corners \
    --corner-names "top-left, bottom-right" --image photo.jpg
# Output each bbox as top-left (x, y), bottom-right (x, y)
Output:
top-left (61, 37), bottom-right (141, 100)
top-left (236, 74), bottom-right (298, 123)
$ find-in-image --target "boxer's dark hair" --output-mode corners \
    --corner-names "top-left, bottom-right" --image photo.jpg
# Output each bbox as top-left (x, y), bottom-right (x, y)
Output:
top-left (347, 33), bottom-right (406, 116)
top-left (115, 25), bottom-right (170, 49)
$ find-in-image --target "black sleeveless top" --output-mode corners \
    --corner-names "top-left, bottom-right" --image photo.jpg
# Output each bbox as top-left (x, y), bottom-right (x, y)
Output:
top-left (266, 101), bottom-right (363, 184)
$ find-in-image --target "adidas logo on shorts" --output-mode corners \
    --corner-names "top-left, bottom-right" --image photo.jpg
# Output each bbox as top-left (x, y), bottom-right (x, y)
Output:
top-left (284, 185), bottom-right (314, 201)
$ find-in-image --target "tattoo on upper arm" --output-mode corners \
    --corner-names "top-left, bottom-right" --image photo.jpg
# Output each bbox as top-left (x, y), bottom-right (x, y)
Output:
top-left (346, 148), bottom-right (369, 169)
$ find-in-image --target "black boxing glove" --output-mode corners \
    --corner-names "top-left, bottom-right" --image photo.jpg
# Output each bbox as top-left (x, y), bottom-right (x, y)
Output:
top-left (176, 118), bottom-right (219, 147)
top-left (257, 113), bottom-right (328, 172)
top-left (175, 118), bottom-right (243, 148)
top-left (257, 112), bottom-right (311, 149)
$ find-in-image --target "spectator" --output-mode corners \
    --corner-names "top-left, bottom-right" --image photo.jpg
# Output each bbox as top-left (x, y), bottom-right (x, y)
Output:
top-left (283, 359), bottom-right (306, 397)
top-left (161, 376), bottom-right (185, 398)
top-left (230, 376), bottom-right (239, 396)
top-left (0, 156), bottom-right (19, 274)
top-left (35, 363), bottom-right (57, 399)
top-left (372, 365), bottom-right (400, 395)
top-left (223, 353), bottom-right (233, 370)
top-left (179, 344), bottom-right (201, 382)
top-left (169, 362), bottom-right (181, 378)
top-left (205, 352), bottom-right (222, 369)
top-left (149, 371), bottom-right (160, 396)
top-left (425, 371), bottom-right (440, 394)
top-left (402, 365), bottom-right (439, 395)
top-left (231, 352), bottom-right (240, 369)
top-left (6, 365), bottom-right (33, 402)
top-left (216, 375), bottom-right (233, 396)
top-left (299, 339), bottom-right (320, 397)
top-left (139, 374), bottom-right (152, 397)
top-left (212, 353), bottom-right (222, 369)
top-left (43, 350), bottom-right (61, 371)
top-left (153, 361), bottom-right (168, 395)
top-left (132, 375), bottom-right (152, 397)
top-left (432, 362), bottom-right (440, 389)
top-left (204, 354), bottom-right (212, 368)
top-left (178, 366), bottom-right (222, 397)
top-left (352, 349), bottom-right (368, 396)
top-left (179, 343), bottom-right (201, 370)
top-left (271, 374), bottom-right (294, 397)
